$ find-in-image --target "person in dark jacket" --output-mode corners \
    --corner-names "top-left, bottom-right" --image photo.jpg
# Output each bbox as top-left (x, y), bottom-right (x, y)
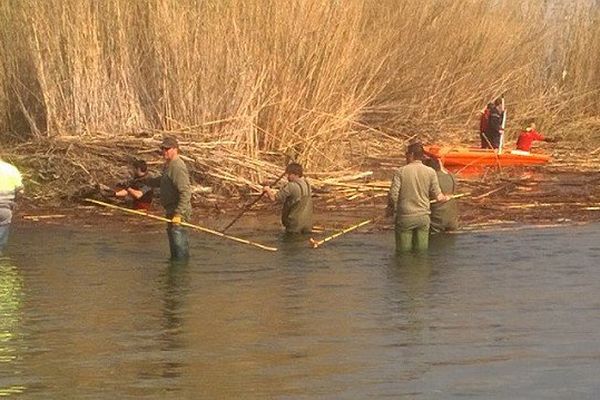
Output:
top-left (479, 102), bottom-right (494, 148)
top-left (483, 98), bottom-right (504, 149)
top-left (114, 159), bottom-right (154, 210)
top-left (148, 137), bottom-right (192, 260)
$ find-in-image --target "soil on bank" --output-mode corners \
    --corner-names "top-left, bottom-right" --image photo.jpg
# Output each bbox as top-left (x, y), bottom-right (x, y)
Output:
top-left (17, 143), bottom-right (600, 236)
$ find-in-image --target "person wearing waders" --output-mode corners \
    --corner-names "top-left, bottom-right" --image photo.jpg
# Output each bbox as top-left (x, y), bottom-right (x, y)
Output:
top-left (148, 137), bottom-right (192, 260)
top-left (387, 142), bottom-right (450, 252)
top-left (263, 163), bottom-right (313, 234)
top-left (0, 158), bottom-right (24, 254)
top-left (423, 157), bottom-right (458, 234)
top-left (113, 159), bottom-right (154, 210)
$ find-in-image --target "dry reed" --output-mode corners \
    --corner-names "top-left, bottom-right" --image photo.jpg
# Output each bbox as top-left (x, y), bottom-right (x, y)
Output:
top-left (0, 0), bottom-right (599, 207)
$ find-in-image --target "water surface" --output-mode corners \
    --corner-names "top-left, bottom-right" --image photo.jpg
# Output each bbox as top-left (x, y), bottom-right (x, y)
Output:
top-left (1, 223), bottom-right (599, 399)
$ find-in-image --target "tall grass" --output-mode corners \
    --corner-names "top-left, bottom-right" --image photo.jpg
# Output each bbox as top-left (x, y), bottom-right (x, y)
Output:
top-left (0, 0), bottom-right (599, 170)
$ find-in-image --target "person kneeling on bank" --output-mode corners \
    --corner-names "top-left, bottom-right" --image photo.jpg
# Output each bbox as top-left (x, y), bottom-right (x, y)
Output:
top-left (423, 157), bottom-right (458, 234)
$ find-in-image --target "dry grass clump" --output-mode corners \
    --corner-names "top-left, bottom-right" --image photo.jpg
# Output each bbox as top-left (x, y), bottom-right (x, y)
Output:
top-left (0, 0), bottom-right (599, 202)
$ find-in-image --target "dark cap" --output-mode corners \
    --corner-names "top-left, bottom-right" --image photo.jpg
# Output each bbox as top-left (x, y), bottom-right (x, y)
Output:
top-left (160, 136), bottom-right (179, 149)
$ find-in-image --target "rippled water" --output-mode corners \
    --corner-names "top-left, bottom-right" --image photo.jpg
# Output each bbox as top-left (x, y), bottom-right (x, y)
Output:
top-left (1, 223), bottom-right (599, 399)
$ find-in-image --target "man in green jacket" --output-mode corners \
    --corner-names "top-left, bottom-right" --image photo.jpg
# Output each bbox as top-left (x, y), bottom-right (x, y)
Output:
top-left (263, 163), bottom-right (313, 234)
top-left (387, 142), bottom-right (450, 252)
top-left (150, 137), bottom-right (192, 260)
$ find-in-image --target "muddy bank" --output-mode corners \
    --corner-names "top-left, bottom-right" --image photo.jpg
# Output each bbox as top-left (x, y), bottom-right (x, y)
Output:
top-left (17, 163), bottom-right (600, 236)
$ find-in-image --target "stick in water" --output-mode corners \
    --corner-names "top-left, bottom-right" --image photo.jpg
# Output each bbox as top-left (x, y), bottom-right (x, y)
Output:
top-left (85, 198), bottom-right (278, 252)
top-left (309, 219), bottom-right (374, 249)
top-left (221, 169), bottom-right (288, 233)
top-left (309, 193), bottom-right (470, 249)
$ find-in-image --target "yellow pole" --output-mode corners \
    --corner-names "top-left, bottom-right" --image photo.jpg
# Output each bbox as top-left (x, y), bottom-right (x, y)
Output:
top-left (310, 192), bottom-right (470, 249)
top-left (309, 219), bottom-right (373, 249)
top-left (430, 192), bottom-right (470, 204)
top-left (84, 198), bottom-right (278, 252)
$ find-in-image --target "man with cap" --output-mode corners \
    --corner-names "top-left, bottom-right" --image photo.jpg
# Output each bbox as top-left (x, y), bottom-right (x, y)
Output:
top-left (149, 137), bottom-right (192, 259)
top-left (0, 158), bottom-right (24, 253)
top-left (263, 163), bottom-right (313, 234)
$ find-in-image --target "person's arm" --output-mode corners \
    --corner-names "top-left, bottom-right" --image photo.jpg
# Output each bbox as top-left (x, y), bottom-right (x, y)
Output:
top-left (436, 192), bottom-right (451, 203)
top-left (264, 182), bottom-right (291, 203)
top-left (262, 186), bottom-right (277, 201)
top-left (430, 171), bottom-right (450, 203)
top-left (114, 189), bottom-right (128, 197)
top-left (533, 131), bottom-right (544, 141)
top-left (387, 170), bottom-right (401, 216)
top-left (171, 164), bottom-right (192, 219)
top-left (126, 187), bottom-right (144, 199)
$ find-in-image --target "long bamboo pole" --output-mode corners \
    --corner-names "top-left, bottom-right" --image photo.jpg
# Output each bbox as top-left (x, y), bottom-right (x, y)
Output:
top-left (309, 193), bottom-right (470, 249)
top-left (309, 219), bottom-right (374, 249)
top-left (430, 192), bottom-right (470, 204)
top-left (85, 198), bottom-right (278, 252)
top-left (221, 169), bottom-right (287, 233)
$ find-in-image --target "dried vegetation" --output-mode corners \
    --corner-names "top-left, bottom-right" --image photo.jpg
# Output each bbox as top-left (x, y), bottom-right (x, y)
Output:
top-left (0, 0), bottom-right (599, 228)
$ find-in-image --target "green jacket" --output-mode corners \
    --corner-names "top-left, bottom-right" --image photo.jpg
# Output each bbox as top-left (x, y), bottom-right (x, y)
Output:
top-left (150, 156), bottom-right (192, 220)
top-left (388, 161), bottom-right (442, 221)
top-left (430, 171), bottom-right (458, 233)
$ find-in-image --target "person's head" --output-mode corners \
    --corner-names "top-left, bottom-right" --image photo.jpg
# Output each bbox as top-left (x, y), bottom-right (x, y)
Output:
top-left (132, 159), bottom-right (148, 177)
top-left (423, 157), bottom-right (441, 171)
top-left (494, 97), bottom-right (504, 112)
top-left (406, 142), bottom-right (424, 162)
top-left (285, 162), bottom-right (303, 180)
top-left (160, 137), bottom-right (179, 161)
top-left (487, 102), bottom-right (494, 110)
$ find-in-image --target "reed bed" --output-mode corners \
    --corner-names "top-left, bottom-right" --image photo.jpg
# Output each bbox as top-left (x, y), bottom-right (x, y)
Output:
top-left (0, 0), bottom-right (599, 212)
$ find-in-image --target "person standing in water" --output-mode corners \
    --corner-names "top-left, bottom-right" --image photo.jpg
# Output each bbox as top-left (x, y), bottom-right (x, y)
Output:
top-left (387, 142), bottom-right (450, 252)
top-left (263, 163), bottom-right (313, 234)
top-left (423, 157), bottom-right (458, 233)
top-left (148, 137), bottom-right (192, 260)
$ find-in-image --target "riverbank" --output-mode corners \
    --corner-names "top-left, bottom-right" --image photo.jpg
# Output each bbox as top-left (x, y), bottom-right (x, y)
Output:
top-left (16, 140), bottom-right (600, 237)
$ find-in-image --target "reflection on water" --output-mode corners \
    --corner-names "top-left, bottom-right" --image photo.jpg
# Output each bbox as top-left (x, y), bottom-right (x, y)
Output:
top-left (0, 224), bottom-right (599, 399)
top-left (0, 257), bottom-right (26, 397)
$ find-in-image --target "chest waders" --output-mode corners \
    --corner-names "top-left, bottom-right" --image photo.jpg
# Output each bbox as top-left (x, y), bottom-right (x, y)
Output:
top-left (282, 181), bottom-right (313, 233)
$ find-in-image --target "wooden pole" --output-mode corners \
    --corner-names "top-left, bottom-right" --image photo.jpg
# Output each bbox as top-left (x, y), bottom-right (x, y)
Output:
top-left (85, 198), bottom-right (278, 252)
top-left (309, 219), bottom-right (374, 249)
top-left (221, 169), bottom-right (288, 233)
top-left (309, 192), bottom-right (470, 249)
top-left (430, 192), bottom-right (470, 204)
top-left (498, 96), bottom-right (507, 154)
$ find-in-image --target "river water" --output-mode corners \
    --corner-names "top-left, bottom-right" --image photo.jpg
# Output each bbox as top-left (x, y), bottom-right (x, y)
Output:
top-left (1, 223), bottom-right (599, 399)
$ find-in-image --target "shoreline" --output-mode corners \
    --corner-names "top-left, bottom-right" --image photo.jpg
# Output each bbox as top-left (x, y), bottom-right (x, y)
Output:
top-left (13, 141), bottom-right (600, 236)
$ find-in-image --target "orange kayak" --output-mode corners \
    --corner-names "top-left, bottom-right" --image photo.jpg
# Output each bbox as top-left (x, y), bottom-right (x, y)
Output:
top-left (424, 145), bottom-right (550, 167)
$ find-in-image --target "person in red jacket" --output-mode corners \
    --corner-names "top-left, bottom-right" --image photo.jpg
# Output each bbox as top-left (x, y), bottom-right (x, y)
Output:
top-left (516, 123), bottom-right (556, 152)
